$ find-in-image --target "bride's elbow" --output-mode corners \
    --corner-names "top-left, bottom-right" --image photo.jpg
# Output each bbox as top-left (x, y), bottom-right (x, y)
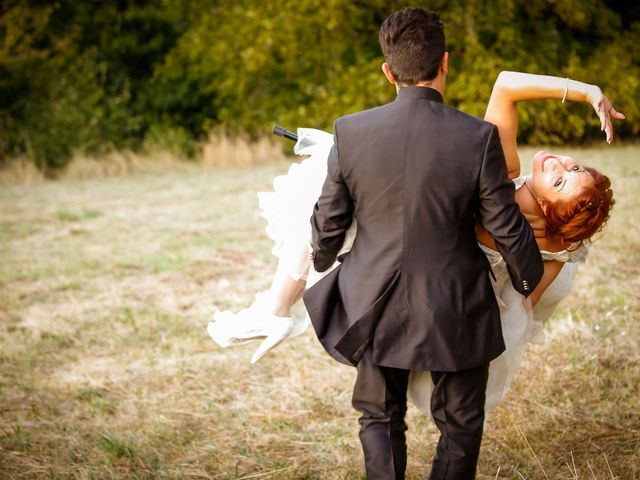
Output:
top-left (496, 71), bottom-right (519, 84)
top-left (529, 288), bottom-right (543, 307)
top-left (507, 167), bottom-right (520, 179)
top-left (493, 71), bottom-right (521, 94)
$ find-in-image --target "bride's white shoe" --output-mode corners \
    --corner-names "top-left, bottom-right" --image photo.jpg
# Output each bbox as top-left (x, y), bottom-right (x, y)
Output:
top-left (207, 292), bottom-right (310, 363)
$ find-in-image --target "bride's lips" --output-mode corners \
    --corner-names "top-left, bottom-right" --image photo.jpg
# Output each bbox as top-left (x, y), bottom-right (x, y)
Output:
top-left (533, 151), bottom-right (555, 172)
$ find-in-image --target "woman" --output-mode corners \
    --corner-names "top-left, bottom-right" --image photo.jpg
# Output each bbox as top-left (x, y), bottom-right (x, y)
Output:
top-left (208, 71), bottom-right (622, 412)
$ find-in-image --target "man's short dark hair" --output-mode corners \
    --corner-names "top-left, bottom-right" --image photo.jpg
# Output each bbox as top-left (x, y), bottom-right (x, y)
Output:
top-left (378, 7), bottom-right (445, 85)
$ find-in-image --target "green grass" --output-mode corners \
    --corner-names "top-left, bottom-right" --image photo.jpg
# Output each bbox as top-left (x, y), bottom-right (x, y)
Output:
top-left (56, 209), bottom-right (104, 222)
top-left (0, 148), bottom-right (639, 479)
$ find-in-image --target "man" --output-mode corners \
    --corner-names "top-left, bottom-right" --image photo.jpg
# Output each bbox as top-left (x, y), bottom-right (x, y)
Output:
top-left (303, 7), bottom-right (544, 479)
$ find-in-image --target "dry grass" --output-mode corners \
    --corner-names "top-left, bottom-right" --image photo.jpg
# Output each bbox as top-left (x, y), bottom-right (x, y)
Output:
top-left (0, 146), bottom-right (638, 479)
top-left (200, 134), bottom-right (288, 168)
top-left (0, 157), bottom-right (45, 185)
top-left (0, 134), bottom-right (288, 185)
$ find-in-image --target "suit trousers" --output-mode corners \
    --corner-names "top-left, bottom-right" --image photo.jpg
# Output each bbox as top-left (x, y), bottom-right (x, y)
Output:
top-left (352, 349), bottom-right (489, 479)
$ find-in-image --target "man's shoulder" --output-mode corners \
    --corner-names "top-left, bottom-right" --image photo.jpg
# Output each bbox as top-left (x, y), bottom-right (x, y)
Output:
top-left (335, 103), bottom-right (392, 127)
top-left (433, 102), bottom-right (495, 133)
top-left (335, 100), bottom-right (496, 138)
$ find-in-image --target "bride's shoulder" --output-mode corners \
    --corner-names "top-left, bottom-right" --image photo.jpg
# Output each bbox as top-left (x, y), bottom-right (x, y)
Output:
top-left (537, 236), bottom-right (564, 253)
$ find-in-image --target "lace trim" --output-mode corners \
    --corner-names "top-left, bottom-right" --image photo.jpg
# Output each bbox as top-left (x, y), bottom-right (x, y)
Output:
top-left (540, 242), bottom-right (589, 263)
top-left (513, 176), bottom-right (526, 190)
top-left (480, 241), bottom-right (589, 265)
top-left (481, 242), bottom-right (589, 265)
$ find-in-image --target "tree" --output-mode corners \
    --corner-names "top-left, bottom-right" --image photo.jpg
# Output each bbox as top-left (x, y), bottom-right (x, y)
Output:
top-left (1, 0), bottom-right (638, 169)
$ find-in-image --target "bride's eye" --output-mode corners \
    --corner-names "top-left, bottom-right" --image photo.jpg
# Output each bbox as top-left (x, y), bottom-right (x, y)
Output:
top-left (554, 177), bottom-right (562, 187)
top-left (571, 165), bottom-right (580, 172)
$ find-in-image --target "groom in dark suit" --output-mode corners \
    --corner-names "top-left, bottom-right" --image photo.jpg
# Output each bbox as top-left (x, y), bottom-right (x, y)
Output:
top-left (303, 7), bottom-right (544, 479)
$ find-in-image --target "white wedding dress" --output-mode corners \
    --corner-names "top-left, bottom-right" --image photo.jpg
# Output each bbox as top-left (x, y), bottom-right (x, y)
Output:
top-left (208, 128), bottom-right (587, 414)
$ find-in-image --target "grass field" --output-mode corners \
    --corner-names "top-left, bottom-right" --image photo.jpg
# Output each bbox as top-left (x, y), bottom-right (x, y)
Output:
top-left (1, 146), bottom-right (639, 479)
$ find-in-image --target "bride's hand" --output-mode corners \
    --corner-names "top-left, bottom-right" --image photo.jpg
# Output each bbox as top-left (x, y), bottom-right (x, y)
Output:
top-left (588, 87), bottom-right (625, 144)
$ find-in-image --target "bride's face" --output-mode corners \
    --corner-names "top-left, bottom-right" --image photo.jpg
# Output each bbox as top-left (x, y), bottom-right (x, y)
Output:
top-left (529, 150), bottom-right (595, 209)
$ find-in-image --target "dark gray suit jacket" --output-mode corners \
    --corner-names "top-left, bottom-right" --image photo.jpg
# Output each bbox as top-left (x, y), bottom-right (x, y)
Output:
top-left (303, 86), bottom-right (543, 371)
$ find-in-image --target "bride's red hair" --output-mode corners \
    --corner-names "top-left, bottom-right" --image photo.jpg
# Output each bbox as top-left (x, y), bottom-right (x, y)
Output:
top-left (544, 166), bottom-right (614, 245)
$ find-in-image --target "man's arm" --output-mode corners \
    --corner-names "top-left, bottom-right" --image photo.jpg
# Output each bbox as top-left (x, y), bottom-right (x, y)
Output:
top-left (310, 123), bottom-right (354, 272)
top-left (477, 125), bottom-right (544, 297)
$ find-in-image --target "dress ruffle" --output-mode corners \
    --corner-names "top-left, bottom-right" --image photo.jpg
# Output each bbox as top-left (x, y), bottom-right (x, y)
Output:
top-left (257, 128), bottom-right (356, 283)
top-left (257, 129), bottom-right (334, 280)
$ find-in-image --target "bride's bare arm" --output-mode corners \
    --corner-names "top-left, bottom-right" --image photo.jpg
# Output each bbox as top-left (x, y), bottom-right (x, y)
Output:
top-left (480, 71), bottom-right (624, 305)
top-left (530, 260), bottom-right (564, 306)
top-left (483, 71), bottom-right (624, 179)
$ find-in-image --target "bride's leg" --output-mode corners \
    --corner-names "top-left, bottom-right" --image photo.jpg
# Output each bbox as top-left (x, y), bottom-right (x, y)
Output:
top-left (208, 233), bottom-right (312, 358)
top-left (268, 234), bottom-right (311, 316)
top-left (243, 237), bottom-right (311, 363)
top-left (270, 275), bottom-right (306, 316)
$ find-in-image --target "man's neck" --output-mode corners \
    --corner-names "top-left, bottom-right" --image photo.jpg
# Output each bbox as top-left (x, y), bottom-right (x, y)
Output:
top-left (396, 79), bottom-right (445, 98)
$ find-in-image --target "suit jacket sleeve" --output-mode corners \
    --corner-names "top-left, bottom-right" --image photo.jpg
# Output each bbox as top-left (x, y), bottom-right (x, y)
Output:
top-left (310, 121), bottom-right (355, 272)
top-left (477, 125), bottom-right (544, 297)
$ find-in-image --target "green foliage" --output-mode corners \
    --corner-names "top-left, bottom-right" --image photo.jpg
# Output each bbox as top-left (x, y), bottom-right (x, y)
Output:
top-left (441, 0), bottom-right (640, 144)
top-left (0, 0), bottom-right (638, 169)
top-left (0, 0), bottom-right (185, 168)
top-left (99, 433), bottom-right (136, 459)
top-left (143, 123), bottom-right (197, 157)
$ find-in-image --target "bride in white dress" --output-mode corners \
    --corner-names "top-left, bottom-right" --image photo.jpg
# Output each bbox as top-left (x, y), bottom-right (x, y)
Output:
top-left (208, 71), bottom-right (622, 415)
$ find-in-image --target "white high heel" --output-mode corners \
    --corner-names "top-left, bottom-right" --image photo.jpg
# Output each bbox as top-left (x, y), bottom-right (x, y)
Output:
top-left (207, 292), bottom-right (310, 362)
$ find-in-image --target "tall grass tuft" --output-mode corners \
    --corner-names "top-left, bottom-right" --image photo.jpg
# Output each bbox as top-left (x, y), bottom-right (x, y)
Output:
top-left (0, 134), bottom-right (289, 183)
top-left (0, 157), bottom-right (45, 185)
top-left (200, 133), bottom-right (287, 167)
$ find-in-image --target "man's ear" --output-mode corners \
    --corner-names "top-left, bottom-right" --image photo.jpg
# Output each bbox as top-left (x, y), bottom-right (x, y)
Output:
top-left (441, 51), bottom-right (449, 75)
top-left (382, 62), bottom-right (396, 84)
